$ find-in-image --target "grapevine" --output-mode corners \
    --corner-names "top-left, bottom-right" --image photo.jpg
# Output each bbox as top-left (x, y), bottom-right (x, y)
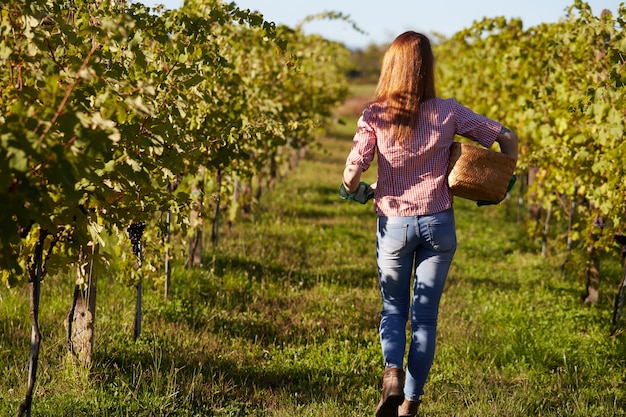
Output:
top-left (1, 0), bottom-right (352, 413)
top-left (435, 1), bottom-right (625, 303)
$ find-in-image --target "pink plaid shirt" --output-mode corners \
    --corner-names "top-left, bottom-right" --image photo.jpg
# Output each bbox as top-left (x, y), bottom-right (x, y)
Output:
top-left (346, 98), bottom-right (502, 216)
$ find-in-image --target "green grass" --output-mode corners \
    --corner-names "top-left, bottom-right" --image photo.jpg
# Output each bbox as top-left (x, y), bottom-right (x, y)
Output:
top-left (2, 111), bottom-right (626, 415)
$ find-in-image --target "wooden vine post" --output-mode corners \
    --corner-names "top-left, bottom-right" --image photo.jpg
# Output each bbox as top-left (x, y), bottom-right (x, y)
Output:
top-left (66, 243), bottom-right (99, 366)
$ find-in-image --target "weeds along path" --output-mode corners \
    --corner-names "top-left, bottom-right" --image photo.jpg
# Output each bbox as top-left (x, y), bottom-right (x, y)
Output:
top-left (203, 131), bottom-right (387, 415)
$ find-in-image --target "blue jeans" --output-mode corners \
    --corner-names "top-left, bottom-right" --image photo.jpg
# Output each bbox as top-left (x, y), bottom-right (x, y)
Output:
top-left (376, 208), bottom-right (457, 401)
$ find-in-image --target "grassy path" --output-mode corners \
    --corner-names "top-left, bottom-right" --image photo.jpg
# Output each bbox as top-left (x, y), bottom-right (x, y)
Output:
top-left (1, 121), bottom-right (625, 416)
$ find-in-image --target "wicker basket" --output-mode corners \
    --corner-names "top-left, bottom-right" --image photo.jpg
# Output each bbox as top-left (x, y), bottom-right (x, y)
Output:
top-left (447, 142), bottom-right (517, 202)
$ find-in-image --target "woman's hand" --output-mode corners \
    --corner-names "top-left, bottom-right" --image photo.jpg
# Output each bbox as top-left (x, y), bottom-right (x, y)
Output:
top-left (496, 127), bottom-right (519, 160)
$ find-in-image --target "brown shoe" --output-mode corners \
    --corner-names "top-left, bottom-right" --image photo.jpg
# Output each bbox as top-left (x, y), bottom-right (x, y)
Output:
top-left (398, 399), bottom-right (421, 417)
top-left (375, 368), bottom-right (405, 417)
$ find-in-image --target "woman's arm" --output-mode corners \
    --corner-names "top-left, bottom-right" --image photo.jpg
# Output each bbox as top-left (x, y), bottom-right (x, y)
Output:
top-left (342, 164), bottom-right (363, 193)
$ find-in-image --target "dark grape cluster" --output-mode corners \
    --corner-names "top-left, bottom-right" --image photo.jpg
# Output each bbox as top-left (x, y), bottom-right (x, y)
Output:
top-left (127, 222), bottom-right (145, 256)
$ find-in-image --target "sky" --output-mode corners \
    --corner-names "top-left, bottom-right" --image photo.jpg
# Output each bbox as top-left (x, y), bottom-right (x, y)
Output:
top-left (141, 0), bottom-right (621, 49)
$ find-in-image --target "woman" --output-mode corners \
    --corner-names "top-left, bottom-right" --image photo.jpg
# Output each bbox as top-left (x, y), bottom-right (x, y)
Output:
top-left (341, 31), bottom-right (518, 417)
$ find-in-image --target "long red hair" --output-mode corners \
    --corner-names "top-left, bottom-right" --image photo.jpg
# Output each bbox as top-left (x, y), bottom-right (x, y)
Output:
top-left (373, 31), bottom-right (436, 146)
